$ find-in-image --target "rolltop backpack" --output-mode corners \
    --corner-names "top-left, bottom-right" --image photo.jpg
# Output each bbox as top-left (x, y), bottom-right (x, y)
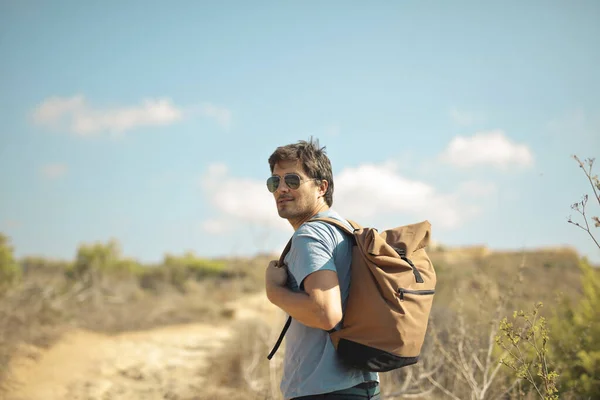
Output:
top-left (267, 218), bottom-right (436, 373)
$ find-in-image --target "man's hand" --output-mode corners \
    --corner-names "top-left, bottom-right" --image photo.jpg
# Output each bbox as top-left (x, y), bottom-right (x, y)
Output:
top-left (265, 260), bottom-right (288, 288)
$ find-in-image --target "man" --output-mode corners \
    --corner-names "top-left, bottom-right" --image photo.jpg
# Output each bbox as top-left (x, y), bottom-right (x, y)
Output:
top-left (265, 139), bottom-right (380, 400)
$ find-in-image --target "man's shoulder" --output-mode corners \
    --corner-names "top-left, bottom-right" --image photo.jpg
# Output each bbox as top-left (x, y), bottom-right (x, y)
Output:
top-left (294, 213), bottom-right (352, 247)
top-left (312, 209), bottom-right (353, 233)
top-left (293, 218), bottom-right (333, 240)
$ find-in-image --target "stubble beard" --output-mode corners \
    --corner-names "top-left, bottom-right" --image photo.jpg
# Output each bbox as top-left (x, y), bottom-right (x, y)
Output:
top-left (277, 199), bottom-right (312, 222)
top-left (277, 202), bottom-right (299, 219)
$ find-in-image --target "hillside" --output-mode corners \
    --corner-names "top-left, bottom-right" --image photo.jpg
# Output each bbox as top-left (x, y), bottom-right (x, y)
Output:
top-left (1, 243), bottom-right (594, 399)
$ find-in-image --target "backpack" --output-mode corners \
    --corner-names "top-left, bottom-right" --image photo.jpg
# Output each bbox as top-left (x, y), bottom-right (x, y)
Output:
top-left (267, 217), bottom-right (436, 373)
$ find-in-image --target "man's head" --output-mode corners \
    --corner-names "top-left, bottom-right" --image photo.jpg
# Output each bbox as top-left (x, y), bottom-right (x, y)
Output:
top-left (267, 138), bottom-right (334, 227)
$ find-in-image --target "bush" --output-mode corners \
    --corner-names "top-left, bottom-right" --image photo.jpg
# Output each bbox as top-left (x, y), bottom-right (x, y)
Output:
top-left (161, 252), bottom-right (227, 291)
top-left (66, 239), bottom-right (144, 283)
top-left (0, 234), bottom-right (21, 293)
top-left (548, 155), bottom-right (600, 398)
top-left (550, 261), bottom-right (600, 397)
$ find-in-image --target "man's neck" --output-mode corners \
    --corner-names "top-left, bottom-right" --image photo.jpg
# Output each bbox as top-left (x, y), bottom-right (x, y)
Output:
top-left (290, 204), bottom-right (330, 231)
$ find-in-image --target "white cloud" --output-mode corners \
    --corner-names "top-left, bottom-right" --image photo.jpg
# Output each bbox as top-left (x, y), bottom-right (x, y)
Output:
top-left (33, 95), bottom-right (183, 135)
top-left (335, 163), bottom-right (467, 229)
top-left (205, 163), bottom-right (229, 178)
top-left (200, 163), bottom-right (290, 232)
top-left (200, 161), bottom-right (487, 238)
top-left (32, 96), bottom-right (234, 136)
top-left (34, 95), bottom-right (85, 122)
top-left (440, 130), bottom-right (534, 169)
top-left (40, 163), bottom-right (68, 179)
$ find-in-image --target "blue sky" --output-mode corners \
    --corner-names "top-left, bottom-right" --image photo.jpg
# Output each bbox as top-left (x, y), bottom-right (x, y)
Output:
top-left (1, 1), bottom-right (599, 264)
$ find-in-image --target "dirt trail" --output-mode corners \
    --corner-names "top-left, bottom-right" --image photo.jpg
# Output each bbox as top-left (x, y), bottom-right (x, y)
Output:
top-left (5, 294), bottom-right (282, 400)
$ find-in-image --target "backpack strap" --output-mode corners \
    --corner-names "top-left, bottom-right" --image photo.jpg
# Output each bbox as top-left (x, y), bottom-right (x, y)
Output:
top-left (267, 316), bottom-right (291, 360)
top-left (278, 237), bottom-right (292, 267)
top-left (309, 217), bottom-right (359, 236)
top-left (267, 237), bottom-right (293, 360)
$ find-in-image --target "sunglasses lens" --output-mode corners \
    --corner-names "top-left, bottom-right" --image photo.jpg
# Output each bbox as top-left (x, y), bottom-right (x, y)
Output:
top-left (284, 174), bottom-right (301, 189)
top-left (266, 176), bottom-right (280, 193)
top-left (267, 174), bottom-right (304, 192)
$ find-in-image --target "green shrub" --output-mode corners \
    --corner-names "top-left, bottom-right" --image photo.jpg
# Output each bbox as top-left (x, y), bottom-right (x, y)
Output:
top-left (497, 303), bottom-right (559, 400)
top-left (69, 239), bottom-right (143, 282)
top-left (0, 233), bottom-right (20, 292)
top-left (550, 261), bottom-right (600, 397)
top-left (550, 155), bottom-right (600, 398)
top-left (163, 252), bottom-right (227, 289)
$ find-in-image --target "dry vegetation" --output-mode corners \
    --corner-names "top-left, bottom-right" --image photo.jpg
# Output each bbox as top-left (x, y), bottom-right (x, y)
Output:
top-left (0, 237), bottom-right (596, 400)
top-left (204, 246), bottom-right (592, 400)
top-left (0, 241), bottom-right (273, 396)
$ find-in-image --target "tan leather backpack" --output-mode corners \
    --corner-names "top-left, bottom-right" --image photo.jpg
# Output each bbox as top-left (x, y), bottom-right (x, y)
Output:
top-left (267, 218), bottom-right (436, 372)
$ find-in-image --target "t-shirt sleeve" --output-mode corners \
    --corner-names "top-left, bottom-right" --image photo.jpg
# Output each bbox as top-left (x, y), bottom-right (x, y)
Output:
top-left (287, 223), bottom-right (337, 291)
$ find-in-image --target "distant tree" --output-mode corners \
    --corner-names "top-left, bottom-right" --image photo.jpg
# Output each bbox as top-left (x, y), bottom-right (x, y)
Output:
top-left (70, 239), bottom-right (119, 283)
top-left (162, 251), bottom-right (226, 291)
top-left (69, 239), bottom-right (141, 284)
top-left (0, 233), bottom-right (20, 293)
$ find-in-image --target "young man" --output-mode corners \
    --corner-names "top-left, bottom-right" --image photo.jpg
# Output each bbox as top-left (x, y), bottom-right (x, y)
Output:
top-left (265, 139), bottom-right (379, 400)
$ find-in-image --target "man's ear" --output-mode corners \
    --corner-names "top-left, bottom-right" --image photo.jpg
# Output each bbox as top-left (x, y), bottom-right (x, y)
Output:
top-left (318, 180), bottom-right (329, 197)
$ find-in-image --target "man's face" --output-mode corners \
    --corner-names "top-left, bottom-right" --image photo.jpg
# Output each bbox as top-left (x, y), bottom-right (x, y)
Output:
top-left (271, 160), bottom-right (322, 221)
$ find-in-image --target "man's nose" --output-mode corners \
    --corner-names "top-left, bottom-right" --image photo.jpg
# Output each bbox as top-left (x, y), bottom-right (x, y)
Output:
top-left (276, 179), bottom-right (291, 193)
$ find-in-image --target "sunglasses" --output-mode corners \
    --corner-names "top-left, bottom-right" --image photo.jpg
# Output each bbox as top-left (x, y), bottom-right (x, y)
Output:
top-left (266, 174), bottom-right (319, 193)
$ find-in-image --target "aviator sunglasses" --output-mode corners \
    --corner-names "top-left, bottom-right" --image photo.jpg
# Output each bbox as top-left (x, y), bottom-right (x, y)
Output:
top-left (266, 173), bottom-right (320, 193)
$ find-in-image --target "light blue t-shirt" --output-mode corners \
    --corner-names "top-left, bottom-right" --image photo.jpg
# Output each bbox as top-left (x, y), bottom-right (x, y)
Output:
top-left (280, 209), bottom-right (378, 400)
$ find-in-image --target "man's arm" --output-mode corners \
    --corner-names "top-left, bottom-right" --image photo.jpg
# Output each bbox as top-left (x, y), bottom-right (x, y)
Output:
top-left (266, 262), bottom-right (343, 331)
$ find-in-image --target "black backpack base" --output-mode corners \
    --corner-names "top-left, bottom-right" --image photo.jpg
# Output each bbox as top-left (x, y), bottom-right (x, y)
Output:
top-left (337, 339), bottom-right (419, 372)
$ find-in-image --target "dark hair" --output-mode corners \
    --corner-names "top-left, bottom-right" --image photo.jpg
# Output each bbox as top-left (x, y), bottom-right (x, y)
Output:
top-left (268, 137), bottom-right (334, 207)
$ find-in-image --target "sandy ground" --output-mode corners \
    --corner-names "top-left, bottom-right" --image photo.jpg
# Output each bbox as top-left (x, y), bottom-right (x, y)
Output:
top-left (5, 294), bottom-right (282, 400)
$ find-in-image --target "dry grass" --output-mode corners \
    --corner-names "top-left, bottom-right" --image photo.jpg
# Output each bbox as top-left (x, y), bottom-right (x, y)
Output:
top-left (0, 255), bottom-right (268, 395)
top-left (203, 318), bottom-right (284, 400)
top-left (429, 246), bottom-right (584, 317)
top-left (0, 247), bottom-right (588, 399)
top-left (200, 248), bottom-right (587, 399)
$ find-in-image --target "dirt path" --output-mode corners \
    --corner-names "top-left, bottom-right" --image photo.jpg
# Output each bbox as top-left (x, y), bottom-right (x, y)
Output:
top-left (5, 294), bottom-right (282, 400)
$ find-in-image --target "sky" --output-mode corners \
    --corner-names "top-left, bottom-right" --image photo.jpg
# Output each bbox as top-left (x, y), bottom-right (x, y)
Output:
top-left (1, 0), bottom-right (599, 264)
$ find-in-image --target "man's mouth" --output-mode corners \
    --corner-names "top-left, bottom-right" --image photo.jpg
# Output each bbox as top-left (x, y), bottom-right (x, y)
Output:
top-left (277, 197), bottom-right (293, 205)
